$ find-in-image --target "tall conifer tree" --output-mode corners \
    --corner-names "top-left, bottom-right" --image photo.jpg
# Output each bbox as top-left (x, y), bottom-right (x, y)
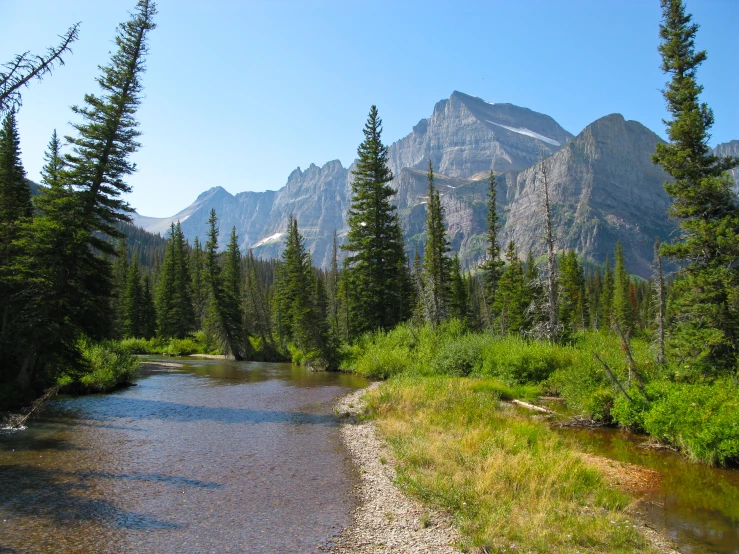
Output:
top-left (482, 170), bottom-right (504, 325)
top-left (204, 209), bottom-right (244, 360)
top-left (612, 241), bottom-right (634, 333)
top-left (342, 105), bottom-right (410, 337)
top-left (421, 161), bottom-right (452, 325)
top-left (493, 242), bottom-right (527, 335)
top-left (653, 0), bottom-right (739, 372)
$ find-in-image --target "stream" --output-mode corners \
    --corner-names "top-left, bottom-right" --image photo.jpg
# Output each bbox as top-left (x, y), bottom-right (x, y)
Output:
top-left (557, 426), bottom-right (739, 553)
top-left (0, 357), bottom-right (368, 553)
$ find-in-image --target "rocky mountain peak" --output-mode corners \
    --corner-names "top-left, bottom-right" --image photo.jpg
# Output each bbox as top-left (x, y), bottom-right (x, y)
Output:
top-left (387, 91), bottom-right (574, 180)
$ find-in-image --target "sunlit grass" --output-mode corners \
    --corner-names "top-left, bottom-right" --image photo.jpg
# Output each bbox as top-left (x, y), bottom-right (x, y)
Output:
top-left (366, 376), bottom-right (658, 553)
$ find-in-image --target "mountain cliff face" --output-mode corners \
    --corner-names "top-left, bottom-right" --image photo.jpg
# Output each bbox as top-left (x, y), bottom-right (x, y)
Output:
top-left (714, 140), bottom-right (739, 194)
top-left (387, 91), bottom-right (573, 178)
top-left (132, 91), bottom-right (737, 278)
top-left (502, 114), bottom-right (674, 277)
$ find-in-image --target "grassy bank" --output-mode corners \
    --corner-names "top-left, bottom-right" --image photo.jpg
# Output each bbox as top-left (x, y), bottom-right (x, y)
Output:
top-left (342, 320), bottom-right (739, 466)
top-left (364, 377), bottom-right (658, 553)
top-left (116, 332), bottom-right (290, 362)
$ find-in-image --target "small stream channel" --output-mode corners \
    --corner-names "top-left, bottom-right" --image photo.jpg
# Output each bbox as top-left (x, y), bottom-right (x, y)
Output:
top-left (555, 425), bottom-right (739, 553)
top-left (0, 357), bottom-right (368, 553)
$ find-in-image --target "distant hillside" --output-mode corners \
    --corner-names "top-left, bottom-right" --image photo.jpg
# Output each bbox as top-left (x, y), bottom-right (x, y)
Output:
top-left (133, 91), bottom-right (738, 278)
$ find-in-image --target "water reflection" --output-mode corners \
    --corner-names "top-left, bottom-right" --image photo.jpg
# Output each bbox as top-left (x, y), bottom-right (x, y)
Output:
top-left (0, 359), bottom-right (368, 553)
top-left (559, 427), bottom-right (739, 553)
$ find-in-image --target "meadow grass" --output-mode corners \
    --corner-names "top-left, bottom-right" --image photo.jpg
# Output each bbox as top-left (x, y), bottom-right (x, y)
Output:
top-left (365, 376), bottom-right (658, 553)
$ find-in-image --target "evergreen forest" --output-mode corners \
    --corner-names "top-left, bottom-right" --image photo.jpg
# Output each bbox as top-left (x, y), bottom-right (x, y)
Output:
top-left (1, 0), bottom-right (738, 475)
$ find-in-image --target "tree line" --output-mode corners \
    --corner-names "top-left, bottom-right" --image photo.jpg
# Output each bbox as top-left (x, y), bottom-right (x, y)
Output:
top-left (1, 0), bottom-right (736, 404)
top-left (0, 0), bottom-right (157, 401)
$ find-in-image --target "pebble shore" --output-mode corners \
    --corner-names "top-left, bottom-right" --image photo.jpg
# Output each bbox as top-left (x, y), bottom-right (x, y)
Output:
top-left (331, 383), bottom-right (462, 554)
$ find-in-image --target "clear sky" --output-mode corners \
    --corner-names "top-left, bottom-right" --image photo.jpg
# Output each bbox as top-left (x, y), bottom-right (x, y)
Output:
top-left (3, 0), bottom-right (738, 218)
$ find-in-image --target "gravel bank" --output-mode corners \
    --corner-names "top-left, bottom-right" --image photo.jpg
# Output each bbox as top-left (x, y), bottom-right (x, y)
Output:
top-left (331, 383), bottom-right (678, 554)
top-left (331, 383), bottom-right (462, 554)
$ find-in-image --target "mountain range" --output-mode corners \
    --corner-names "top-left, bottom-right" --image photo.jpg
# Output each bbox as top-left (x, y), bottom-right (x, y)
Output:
top-left (132, 91), bottom-right (738, 278)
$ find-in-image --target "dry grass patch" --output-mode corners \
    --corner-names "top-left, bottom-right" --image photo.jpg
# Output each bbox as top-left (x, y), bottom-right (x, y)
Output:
top-left (365, 376), bottom-right (659, 553)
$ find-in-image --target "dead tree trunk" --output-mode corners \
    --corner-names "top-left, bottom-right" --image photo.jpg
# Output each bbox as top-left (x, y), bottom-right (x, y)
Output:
top-left (539, 152), bottom-right (558, 342)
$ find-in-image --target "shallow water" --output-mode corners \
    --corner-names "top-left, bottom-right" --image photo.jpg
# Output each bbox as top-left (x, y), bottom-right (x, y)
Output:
top-left (0, 358), bottom-right (368, 553)
top-left (559, 426), bottom-right (739, 554)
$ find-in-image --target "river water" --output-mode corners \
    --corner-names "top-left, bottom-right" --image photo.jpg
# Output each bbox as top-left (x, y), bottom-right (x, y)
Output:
top-left (0, 358), bottom-right (368, 553)
top-left (559, 427), bottom-right (739, 554)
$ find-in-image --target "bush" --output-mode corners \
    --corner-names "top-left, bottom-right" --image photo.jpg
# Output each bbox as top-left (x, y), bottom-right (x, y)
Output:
top-left (77, 338), bottom-right (139, 392)
top-left (479, 337), bottom-right (571, 384)
top-left (164, 337), bottom-right (202, 356)
top-left (117, 337), bottom-right (162, 354)
top-left (640, 379), bottom-right (739, 466)
top-left (430, 334), bottom-right (485, 376)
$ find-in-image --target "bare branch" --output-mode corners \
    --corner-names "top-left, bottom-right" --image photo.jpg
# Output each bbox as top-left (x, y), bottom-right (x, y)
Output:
top-left (0, 23), bottom-right (80, 113)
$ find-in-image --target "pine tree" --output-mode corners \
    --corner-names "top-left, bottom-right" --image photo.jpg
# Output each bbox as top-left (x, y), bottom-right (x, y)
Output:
top-left (481, 170), bottom-right (504, 325)
top-left (244, 249), bottom-right (274, 348)
top-left (53, 0), bottom-right (157, 345)
top-left (601, 255), bottom-right (614, 329)
top-left (523, 249), bottom-right (546, 330)
top-left (274, 215), bottom-right (328, 364)
top-left (39, 130), bottom-right (65, 189)
top-left (421, 161), bottom-right (452, 325)
top-left (204, 209), bottom-right (244, 360)
top-left (112, 238), bottom-right (130, 337)
top-left (652, 0), bottom-right (739, 372)
top-left (0, 111), bottom-right (31, 227)
top-left (653, 238), bottom-right (666, 365)
top-left (612, 241), bottom-right (634, 333)
top-left (341, 105), bottom-right (410, 337)
top-left (559, 251), bottom-right (588, 335)
top-left (140, 273), bottom-right (157, 339)
top-left (6, 0), bottom-right (158, 388)
top-left (493, 242), bottom-right (527, 335)
top-left (190, 236), bottom-right (208, 328)
top-left (0, 111), bottom-right (32, 386)
top-left (65, 0), bottom-right (157, 254)
top-left (122, 255), bottom-right (143, 338)
top-left (411, 246), bottom-right (425, 325)
top-left (223, 227), bottom-right (248, 356)
top-left (156, 222), bottom-right (194, 338)
top-left (326, 231), bottom-right (341, 345)
top-left (0, 23), bottom-right (79, 113)
top-left (449, 254), bottom-right (469, 324)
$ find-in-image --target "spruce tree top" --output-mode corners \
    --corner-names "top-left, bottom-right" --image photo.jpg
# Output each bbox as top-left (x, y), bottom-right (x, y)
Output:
top-left (653, 0), bottom-right (737, 189)
top-left (0, 111), bottom-right (31, 221)
top-left (352, 105), bottom-right (393, 188)
top-left (65, 0), bottom-right (157, 252)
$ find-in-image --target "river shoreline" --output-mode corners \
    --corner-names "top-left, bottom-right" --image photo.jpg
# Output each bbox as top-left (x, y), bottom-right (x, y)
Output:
top-left (333, 382), bottom-right (679, 554)
top-left (331, 383), bottom-right (462, 553)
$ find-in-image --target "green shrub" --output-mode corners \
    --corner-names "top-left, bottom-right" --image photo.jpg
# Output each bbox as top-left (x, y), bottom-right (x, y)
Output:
top-left (354, 343), bottom-right (412, 378)
top-left (641, 379), bottom-right (739, 466)
top-left (610, 388), bottom-right (650, 430)
top-left (164, 337), bottom-right (201, 356)
top-left (430, 334), bottom-right (485, 376)
top-left (480, 337), bottom-right (571, 384)
top-left (117, 337), bottom-right (162, 354)
top-left (78, 338), bottom-right (139, 392)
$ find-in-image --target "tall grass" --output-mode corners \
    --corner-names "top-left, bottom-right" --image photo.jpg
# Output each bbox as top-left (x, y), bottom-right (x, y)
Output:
top-left (365, 377), bottom-right (657, 553)
top-left (345, 321), bottom-right (739, 465)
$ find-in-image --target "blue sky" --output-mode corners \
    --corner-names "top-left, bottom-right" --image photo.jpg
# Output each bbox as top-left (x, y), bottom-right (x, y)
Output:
top-left (4, 0), bottom-right (738, 217)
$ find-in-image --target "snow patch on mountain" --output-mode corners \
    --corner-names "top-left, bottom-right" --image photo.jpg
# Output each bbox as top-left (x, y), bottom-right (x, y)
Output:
top-left (252, 232), bottom-right (284, 248)
top-left (486, 120), bottom-right (560, 146)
